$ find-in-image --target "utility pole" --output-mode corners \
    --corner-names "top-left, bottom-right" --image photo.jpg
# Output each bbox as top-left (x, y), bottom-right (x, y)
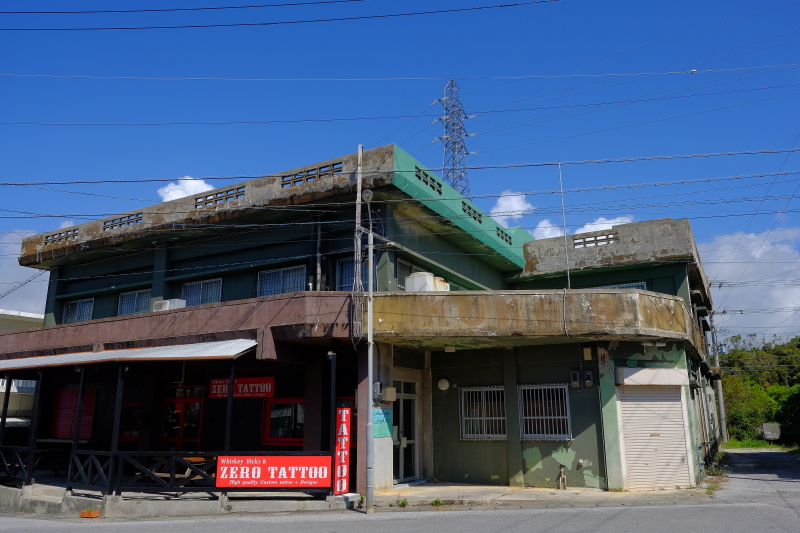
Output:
top-left (710, 312), bottom-right (728, 442)
top-left (435, 79), bottom-right (474, 197)
top-left (355, 145), bottom-right (376, 515)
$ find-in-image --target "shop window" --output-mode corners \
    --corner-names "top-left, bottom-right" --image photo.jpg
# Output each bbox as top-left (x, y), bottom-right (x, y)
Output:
top-left (181, 278), bottom-right (222, 307)
top-left (257, 265), bottom-right (307, 297)
top-left (459, 386), bottom-right (507, 441)
top-left (262, 398), bottom-right (305, 446)
top-left (61, 298), bottom-right (94, 324)
top-left (518, 384), bottom-right (572, 441)
top-left (336, 258), bottom-right (375, 292)
top-left (50, 389), bottom-right (97, 440)
top-left (117, 288), bottom-right (152, 316)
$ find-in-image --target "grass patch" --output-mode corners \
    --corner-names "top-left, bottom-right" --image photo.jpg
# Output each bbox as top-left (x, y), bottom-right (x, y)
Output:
top-left (722, 438), bottom-right (782, 449)
top-left (431, 498), bottom-right (444, 507)
top-left (705, 483), bottom-right (719, 496)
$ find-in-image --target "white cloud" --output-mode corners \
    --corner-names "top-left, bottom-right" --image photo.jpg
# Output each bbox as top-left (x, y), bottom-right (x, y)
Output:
top-left (574, 216), bottom-right (634, 234)
top-left (490, 191), bottom-right (534, 228)
top-left (698, 229), bottom-right (800, 338)
top-left (530, 215), bottom-right (634, 240)
top-left (532, 219), bottom-right (565, 239)
top-left (157, 176), bottom-right (214, 202)
top-left (58, 220), bottom-right (75, 229)
top-left (0, 230), bottom-right (49, 314)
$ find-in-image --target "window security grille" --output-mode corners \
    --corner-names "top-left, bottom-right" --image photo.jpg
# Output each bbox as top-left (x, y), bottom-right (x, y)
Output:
top-left (395, 256), bottom-right (427, 291)
top-left (62, 298), bottom-right (94, 324)
top-left (195, 187), bottom-right (246, 208)
top-left (459, 386), bottom-right (507, 441)
top-left (117, 288), bottom-right (152, 316)
top-left (281, 162), bottom-right (343, 189)
top-left (518, 383), bottom-right (572, 441)
top-left (257, 265), bottom-right (307, 297)
top-left (573, 232), bottom-right (618, 248)
top-left (585, 281), bottom-right (648, 290)
top-left (336, 258), bottom-right (376, 292)
top-left (103, 213), bottom-right (143, 231)
top-left (181, 278), bottom-right (223, 307)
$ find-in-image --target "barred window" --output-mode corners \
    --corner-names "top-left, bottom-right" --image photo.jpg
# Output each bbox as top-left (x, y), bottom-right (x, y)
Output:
top-left (117, 288), bottom-right (152, 316)
top-left (336, 258), bottom-right (375, 292)
top-left (181, 278), bottom-right (222, 307)
top-left (395, 256), bottom-right (427, 291)
top-left (62, 298), bottom-right (94, 324)
top-left (459, 386), bottom-right (507, 441)
top-left (518, 384), bottom-right (572, 441)
top-left (257, 265), bottom-right (307, 297)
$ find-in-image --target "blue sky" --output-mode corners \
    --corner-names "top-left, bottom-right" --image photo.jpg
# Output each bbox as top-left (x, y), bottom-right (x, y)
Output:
top-left (1, 0), bottom-right (800, 338)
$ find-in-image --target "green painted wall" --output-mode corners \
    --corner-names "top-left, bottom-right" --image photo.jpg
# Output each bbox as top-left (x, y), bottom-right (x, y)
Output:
top-left (431, 350), bottom-right (509, 485)
top-left (430, 346), bottom-right (606, 489)
top-left (514, 263), bottom-right (692, 307)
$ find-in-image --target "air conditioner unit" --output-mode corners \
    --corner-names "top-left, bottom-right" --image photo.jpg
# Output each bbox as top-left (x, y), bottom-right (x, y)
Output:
top-left (152, 299), bottom-right (186, 312)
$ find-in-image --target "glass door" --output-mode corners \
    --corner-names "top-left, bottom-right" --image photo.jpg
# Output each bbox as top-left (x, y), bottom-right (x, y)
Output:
top-left (161, 386), bottom-right (204, 451)
top-left (392, 381), bottom-right (418, 484)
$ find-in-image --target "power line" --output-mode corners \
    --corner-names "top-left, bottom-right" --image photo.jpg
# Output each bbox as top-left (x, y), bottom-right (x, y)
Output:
top-left (0, 0), bottom-right (369, 15)
top-left (0, 0), bottom-right (561, 31)
top-left (1, 63), bottom-right (798, 81)
top-left (5, 82), bottom-right (800, 127)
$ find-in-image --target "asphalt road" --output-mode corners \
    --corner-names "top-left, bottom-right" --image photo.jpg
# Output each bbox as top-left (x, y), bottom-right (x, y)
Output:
top-left (1, 449), bottom-right (798, 533)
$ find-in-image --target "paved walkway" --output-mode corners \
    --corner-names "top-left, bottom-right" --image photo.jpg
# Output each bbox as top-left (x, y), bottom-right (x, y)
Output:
top-left (712, 448), bottom-right (800, 505)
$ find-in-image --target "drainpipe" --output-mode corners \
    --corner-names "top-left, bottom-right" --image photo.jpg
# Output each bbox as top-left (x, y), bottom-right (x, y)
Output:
top-left (316, 216), bottom-right (322, 291)
top-left (710, 312), bottom-right (728, 442)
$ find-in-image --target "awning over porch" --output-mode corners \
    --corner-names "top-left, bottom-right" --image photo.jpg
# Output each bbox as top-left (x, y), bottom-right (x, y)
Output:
top-left (0, 339), bottom-right (257, 371)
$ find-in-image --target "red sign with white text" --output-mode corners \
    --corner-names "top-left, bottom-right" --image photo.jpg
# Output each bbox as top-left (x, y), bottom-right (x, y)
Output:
top-left (209, 377), bottom-right (274, 399)
top-left (334, 408), bottom-right (352, 495)
top-left (215, 456), bottom-right (331, 488)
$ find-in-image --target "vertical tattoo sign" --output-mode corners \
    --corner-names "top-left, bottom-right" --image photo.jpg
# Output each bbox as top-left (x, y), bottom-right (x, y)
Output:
top-left (334, 407), bottom-right (351, 495)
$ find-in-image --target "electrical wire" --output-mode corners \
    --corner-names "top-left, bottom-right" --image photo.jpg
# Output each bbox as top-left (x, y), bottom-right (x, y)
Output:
top-left (0, 1), bottom-right (561, 31)
top-left (0, 0), bottom-right (370, 15)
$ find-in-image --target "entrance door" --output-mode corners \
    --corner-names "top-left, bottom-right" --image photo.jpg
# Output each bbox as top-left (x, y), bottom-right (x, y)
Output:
top-left (161, 386), bottom-right (204, 451)
top-left (619, 385), bottom-right (692, 490)
top-left (392, 381), bottom-right (418, 484)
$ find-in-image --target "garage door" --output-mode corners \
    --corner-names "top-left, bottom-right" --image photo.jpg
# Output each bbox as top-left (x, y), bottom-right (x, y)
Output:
top-left (619, 385), bottom-right (692, 490)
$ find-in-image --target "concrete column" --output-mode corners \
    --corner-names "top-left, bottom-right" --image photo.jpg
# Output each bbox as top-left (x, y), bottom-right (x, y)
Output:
top-left (150, 247), bottom-right (168, 307)
top-left (43, 267), bottom-right (60, 326)
top-left (356, 343), bottom-right (368, 494)
top-left (376, 251), bottom-right (395, 292)
top-left (421, 351), bottom-right (434, 480)
top-left (503, 349), bottom-right (524, 487)
top-left (303, 361), bottom-right (324, 451)
top-left (598, 346), bottom-right (624, 490)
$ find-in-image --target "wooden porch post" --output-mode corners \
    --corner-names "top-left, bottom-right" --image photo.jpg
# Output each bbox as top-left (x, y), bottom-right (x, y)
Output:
top-left (0, 372), bottom-right (11, 446)
top-left (108, 365), bottom-right (124, 495)
top-left (24, 369), bottom-right (44, 486)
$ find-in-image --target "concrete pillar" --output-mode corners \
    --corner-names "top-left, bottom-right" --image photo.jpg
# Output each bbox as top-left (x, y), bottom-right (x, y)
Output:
top-left (304, 362), bottom-right (323, 451)
top-left (598, 346), bottom-right (624, 490)
top-left (421, 351), bottom-right (434, 480)
top-left (376, 251), bottom-right (395, 292)
top-left (150, 247), bottom-right (168, 308)
top-left (43, 267), bottom-right (60, 326)
top-left (503, 349), bottom-right (524, 487)
top-left (356, 343), bottom-right (368, 494)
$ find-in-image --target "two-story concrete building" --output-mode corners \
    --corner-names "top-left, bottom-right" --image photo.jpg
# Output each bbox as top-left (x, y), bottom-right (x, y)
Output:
top-left (0, 145), bottom-right (720, 515)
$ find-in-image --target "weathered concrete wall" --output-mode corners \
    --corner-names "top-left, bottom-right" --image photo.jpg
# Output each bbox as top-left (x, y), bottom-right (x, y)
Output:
top-left (519, 218), bottom-right (711, 308)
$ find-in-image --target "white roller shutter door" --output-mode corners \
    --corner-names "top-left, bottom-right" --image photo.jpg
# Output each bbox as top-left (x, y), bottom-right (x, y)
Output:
top-left (619, 385), bottom-right (692, 490)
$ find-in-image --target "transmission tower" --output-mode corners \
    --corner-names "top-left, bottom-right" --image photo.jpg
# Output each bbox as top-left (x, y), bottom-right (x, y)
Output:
top-left (435, 79), bottom-right (474, 197)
